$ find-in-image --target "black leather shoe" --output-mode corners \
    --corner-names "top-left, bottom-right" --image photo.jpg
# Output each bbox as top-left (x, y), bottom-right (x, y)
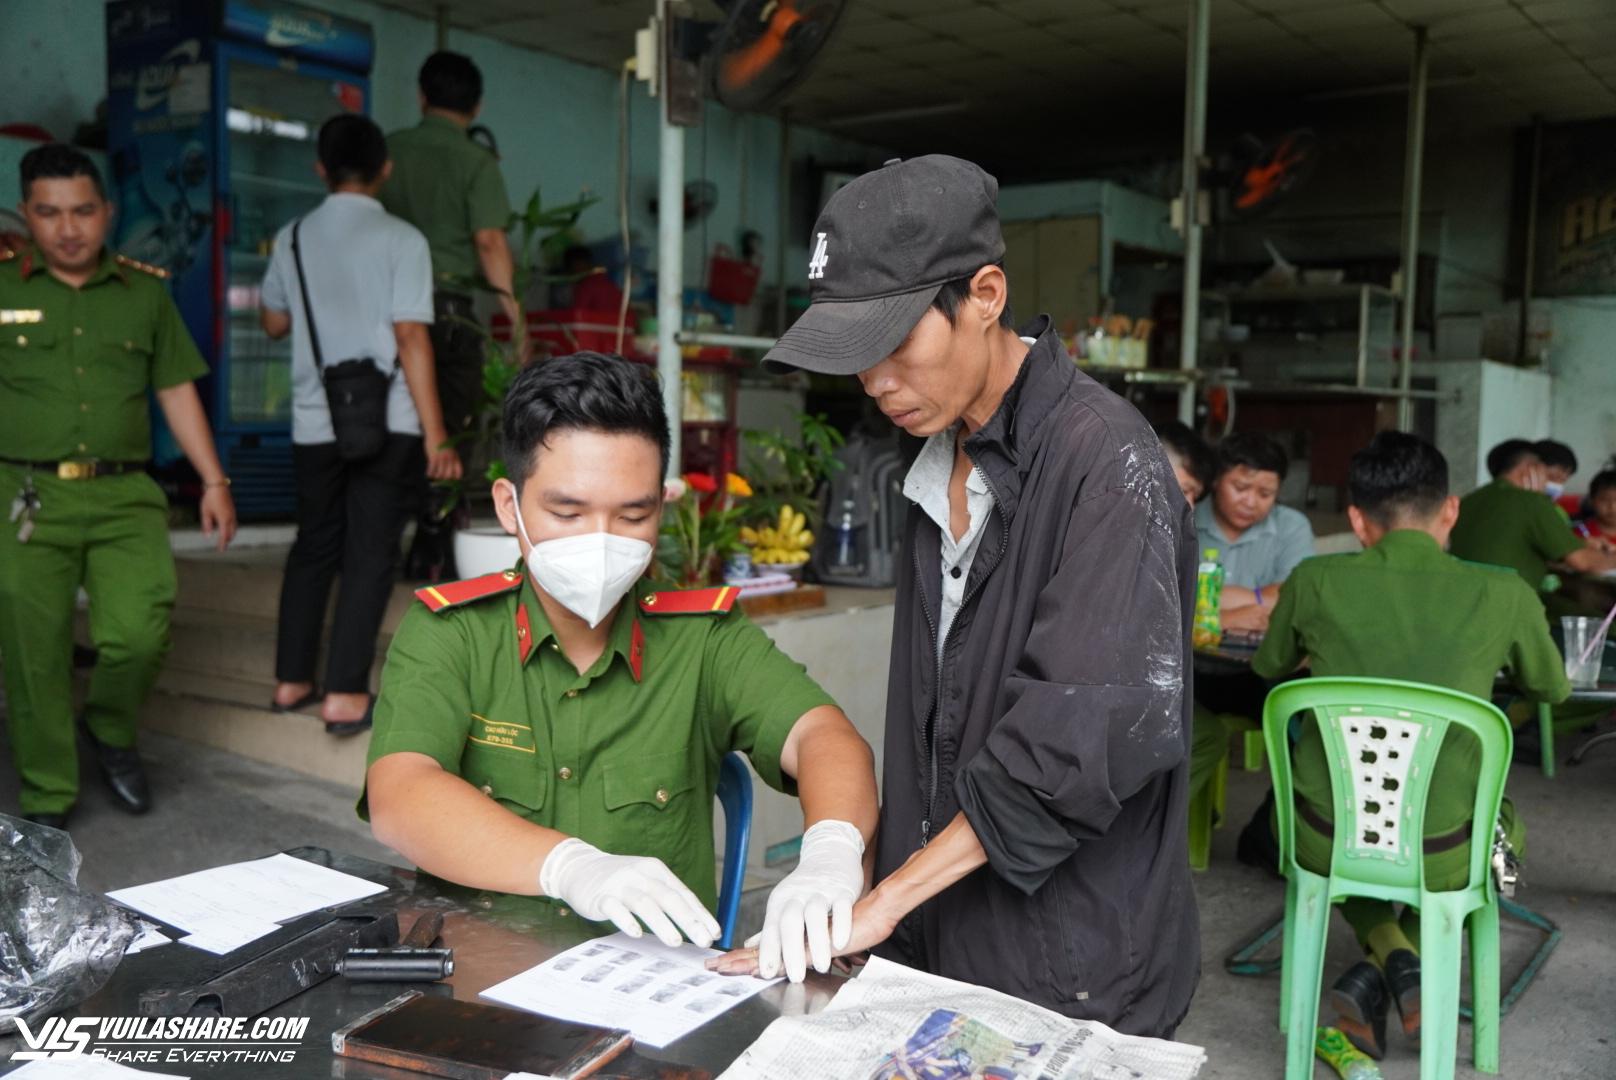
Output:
top-left (23, 812), bottom-right (69, 830)
top-left (1235, 789), bottom-right (1285, 879)
top-left (1383, 948), bottom-right (1421, 1046)
top-left (90, 737), bottom-right (152, 814)
top-left (1330, 960), bottom-right (1390, 1060)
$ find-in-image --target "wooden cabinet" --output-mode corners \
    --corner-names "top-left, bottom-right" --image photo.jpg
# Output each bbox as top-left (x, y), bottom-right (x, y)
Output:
top-left (1002, 215), bottom-right (1102, 332)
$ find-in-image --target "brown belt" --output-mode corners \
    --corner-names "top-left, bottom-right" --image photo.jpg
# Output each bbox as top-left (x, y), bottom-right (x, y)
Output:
top-left (1295, 796), bottom-right (1472, 854)
top-left (0, 457), bottom-right (148, 480)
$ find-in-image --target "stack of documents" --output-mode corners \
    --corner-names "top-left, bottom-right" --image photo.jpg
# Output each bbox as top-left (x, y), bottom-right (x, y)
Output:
top-left (107, 853), bottom-right (387, 955)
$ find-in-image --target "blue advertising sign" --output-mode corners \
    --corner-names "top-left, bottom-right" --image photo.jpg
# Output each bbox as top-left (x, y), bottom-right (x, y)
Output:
top-left (221, 0), bottom-right (374, 72)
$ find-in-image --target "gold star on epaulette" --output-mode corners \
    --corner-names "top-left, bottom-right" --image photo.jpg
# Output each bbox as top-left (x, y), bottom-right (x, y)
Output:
top-left (0, 248), bottom-right (15, 262)
top-left (114, 253), bottom-right (170, 279)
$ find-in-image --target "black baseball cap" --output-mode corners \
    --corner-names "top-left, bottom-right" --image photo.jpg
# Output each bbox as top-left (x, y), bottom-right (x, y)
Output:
top-left (763, 155), bottom-right (1004, 375)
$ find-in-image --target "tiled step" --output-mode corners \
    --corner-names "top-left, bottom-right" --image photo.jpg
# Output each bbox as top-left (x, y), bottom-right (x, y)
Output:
top-left (138, 668), bottom-right (371, 790)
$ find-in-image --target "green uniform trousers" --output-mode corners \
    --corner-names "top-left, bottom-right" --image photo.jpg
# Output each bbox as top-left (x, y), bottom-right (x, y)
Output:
top-left (0, 465), bottom-right (175, 813)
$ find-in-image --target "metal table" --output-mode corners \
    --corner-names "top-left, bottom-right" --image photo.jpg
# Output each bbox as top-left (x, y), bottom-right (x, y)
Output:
top-left (64, 848), bottom-right (842, 1078)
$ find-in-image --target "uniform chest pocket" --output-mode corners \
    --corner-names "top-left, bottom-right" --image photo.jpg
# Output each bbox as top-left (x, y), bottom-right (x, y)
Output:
top-left (0, 324), bottom-right (60, 387)
top-left (102, 332), bottom-right (153, 397)
top-left (602, 750), bottom-right (698, 843)
top-left (461, 716), bottom-right (547, 816)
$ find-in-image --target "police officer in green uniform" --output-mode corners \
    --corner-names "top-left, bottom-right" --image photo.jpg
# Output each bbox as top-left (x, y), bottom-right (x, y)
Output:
top-left (0, 145), bottom-right (237, 828)
top-left (381, 50), bottom-right (527, 580)
top-left (365, 353), bottom-right (879, 984)
top-left (1253, 432), bottom-right (1568, 1060)
top-left (1448, 438), bottom-right (1616, 595)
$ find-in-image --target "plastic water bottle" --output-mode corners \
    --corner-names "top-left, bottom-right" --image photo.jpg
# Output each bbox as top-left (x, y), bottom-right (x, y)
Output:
top-left (1315, 1026), bottom-right (1382, 1080)
top-left (1192, 547), bottom-right (1225, 648)
top-left (832, 500), bottom-right (858, 569)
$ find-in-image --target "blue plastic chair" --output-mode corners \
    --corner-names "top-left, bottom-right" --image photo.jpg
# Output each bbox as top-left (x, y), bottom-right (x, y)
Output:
top-left (714, 752), bottom-right (753, 949)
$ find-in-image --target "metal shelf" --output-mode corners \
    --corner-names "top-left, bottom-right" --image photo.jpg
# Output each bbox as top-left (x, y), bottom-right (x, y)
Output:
top-left (230, 172), bottom-right (324, 197)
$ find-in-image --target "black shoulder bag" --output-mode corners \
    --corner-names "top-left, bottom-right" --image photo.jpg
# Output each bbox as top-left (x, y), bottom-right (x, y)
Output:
top-left (291, 219), bottom-right (394, 462)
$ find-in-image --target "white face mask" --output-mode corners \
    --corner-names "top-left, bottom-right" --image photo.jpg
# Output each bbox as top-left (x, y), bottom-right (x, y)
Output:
top-left (511, 498), bottom-right (653, 629)
top-left (1544, 481), bottom-right (1565, 500)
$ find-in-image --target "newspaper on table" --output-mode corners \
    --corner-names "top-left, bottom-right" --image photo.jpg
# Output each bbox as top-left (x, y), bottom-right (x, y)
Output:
top-left (720, 957), bottom-right (1206, 1080)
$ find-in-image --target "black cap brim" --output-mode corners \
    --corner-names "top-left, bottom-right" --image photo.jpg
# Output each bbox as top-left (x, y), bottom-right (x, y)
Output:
top-left (762, 284), bottom-right (941, 375)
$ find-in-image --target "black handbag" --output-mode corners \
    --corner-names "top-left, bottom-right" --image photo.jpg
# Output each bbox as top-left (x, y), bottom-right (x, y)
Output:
top-left (291, 219), bottom-right (395, 462)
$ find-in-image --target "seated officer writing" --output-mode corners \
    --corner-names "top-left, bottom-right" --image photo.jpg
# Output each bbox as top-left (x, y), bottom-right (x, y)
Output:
top-left (1252, 432), bottom-right (1568, 1060)
top-left (364, 353), bottom-right (878, 981)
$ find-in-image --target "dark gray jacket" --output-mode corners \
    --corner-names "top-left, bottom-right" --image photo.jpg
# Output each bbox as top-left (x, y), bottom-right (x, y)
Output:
top-left (873, 316), bottom-right (1200, 1037)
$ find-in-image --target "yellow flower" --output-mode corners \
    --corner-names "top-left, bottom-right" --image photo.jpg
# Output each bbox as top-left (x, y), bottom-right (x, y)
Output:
top-left (726, 472), bottom-right (753, 497)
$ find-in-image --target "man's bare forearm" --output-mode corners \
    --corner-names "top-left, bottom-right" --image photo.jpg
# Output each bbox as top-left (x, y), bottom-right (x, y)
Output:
top-left (154, 382), bottom-right (227, 484)
top-left (867, 811), bottom-right (986, 919)
top-left (367, 753), bottom-right (564, 895)
top-left (785, 708), bottom-right (880, 881)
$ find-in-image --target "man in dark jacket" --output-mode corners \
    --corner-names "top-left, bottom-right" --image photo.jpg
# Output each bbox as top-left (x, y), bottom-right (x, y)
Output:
top-left (744, 156), bottom-right (1200, 1036)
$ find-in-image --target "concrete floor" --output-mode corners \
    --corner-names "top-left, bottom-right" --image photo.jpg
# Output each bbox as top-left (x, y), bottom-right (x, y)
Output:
top-left (3, 720), bottom-right (1614, 1079)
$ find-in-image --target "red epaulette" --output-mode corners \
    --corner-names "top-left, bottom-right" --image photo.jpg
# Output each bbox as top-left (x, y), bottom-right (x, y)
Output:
top-left (638, 585), bottom-right (740, 616)
top-left (415, 569), bottom-right (525, 613)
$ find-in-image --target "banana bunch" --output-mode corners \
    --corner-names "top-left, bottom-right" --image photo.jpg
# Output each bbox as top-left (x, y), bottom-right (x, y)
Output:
top-left (741, 506), bottom-right (814, 565)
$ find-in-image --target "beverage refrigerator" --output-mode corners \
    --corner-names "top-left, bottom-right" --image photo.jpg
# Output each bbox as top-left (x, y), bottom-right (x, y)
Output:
top-left (107, 0), bottom-right (373, 517)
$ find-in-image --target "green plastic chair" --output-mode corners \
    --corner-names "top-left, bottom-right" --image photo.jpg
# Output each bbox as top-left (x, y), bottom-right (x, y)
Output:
top-left (1266, 677), bottom-right (1509, 1080)
top-left (1187, 746), bottom-right (1228, 872)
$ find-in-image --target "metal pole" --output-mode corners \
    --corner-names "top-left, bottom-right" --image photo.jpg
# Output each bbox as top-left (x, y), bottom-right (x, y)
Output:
top-left (1177, 0), bottom-right (1211, 426)
top-left (1396, 26), bottom-right (1428, 431)
top-left (1518, 115), bottom-right (1543, 365)
top-left (776, 115), bottom-right (791, 339)
top-left (656, 3), bottom-right (685, 478)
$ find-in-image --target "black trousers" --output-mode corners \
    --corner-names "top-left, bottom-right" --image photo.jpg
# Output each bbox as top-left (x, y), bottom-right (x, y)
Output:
top-left (405, 291), bottom-right (485, 581)
top-left (276, 435), bottom-right (423, 694)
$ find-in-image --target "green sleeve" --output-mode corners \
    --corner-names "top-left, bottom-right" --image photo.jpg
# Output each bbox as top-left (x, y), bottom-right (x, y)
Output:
top-left (1252, 564), bottom-right (1307, 680)
top-left (1526, 495), bottom-right (1583, 563)
top-left (149, 287), bottom-right (208, 389)
top-left (699, 610), bottom-right (838, 796)
top-left (1504, 580), bottom-right (1572, 704)
top-left (361, 605), bottom-right (476, 819)
top-left (466, 156), bottom-right (512, 234)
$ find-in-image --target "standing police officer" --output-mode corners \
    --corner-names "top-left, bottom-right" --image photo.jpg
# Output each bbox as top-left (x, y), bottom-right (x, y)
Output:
top-left (382, 51), bottom-right (527, 581)
top-left (0, 144), bottom-right (237, 828)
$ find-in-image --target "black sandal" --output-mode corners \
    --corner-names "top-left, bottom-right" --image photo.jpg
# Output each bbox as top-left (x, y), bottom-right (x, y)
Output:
top-left (325, 697), bottom-right (374, 737)
top-left (271, 687), bottom-right (323, 714)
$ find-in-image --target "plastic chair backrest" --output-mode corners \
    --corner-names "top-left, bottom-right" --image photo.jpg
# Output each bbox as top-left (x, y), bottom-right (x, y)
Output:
top-left (714, 752), bottom-right (753, 949)
top-left (1264, 677), bottom-right (1511, 898)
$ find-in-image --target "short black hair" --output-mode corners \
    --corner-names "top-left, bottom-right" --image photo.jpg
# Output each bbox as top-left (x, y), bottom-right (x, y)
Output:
top-left (1485, 438), bottom-right (1538, 478)
top-left (1589, 469), bottom-right (1616, 499)
top-left (1215, 431), bottom-right (1288, 482)
top-left (502, 352), bottom-right (670, 488)
top-left (1153, 420), bottom-right (1212, 497)
top-left (19, 143), bottom-right (106, 201)
top-left (1349, 431), bottom-right (1449, 526)
top-left (317, 114), bottom-right (387, 187)
top-left (419, 51), bottom-right (483, 113)
top-left (1533, 439), bottom-right (1577, 475)
top-left (930, 264), bottom-right (1015, 329)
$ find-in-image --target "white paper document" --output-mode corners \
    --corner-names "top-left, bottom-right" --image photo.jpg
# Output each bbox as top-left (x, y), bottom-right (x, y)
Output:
top-left (720, 956), bottom-right (1207, 1080)
top-left (107, 853), bottom-right (387, 954)
top-left (8, 1056), bottom-right (188, 1080)
top-left (124, 924), bottom-right (174, 955)
top-left (480, 932), bottom-right (780, 1048)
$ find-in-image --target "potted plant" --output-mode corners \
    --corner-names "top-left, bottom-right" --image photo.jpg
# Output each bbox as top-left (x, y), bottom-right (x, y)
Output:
top-left (448, 188), bottom-right (601, 579)
top-left (658, 472), bottom-right (754, 587)
top-left (740, 413), bottom-right (844, 575)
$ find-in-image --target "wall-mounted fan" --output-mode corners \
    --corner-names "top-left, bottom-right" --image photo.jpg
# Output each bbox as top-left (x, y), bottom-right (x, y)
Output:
top-left (1210, 129), bottom-right (1320, 221)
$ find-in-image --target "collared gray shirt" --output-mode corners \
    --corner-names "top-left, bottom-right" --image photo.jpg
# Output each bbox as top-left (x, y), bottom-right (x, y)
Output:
top-left (1193, 497), bottom-right (1315, 588)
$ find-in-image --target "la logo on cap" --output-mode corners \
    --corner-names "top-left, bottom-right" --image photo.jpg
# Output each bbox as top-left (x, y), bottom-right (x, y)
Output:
top-left (808, 232), bottom-right (829, 280)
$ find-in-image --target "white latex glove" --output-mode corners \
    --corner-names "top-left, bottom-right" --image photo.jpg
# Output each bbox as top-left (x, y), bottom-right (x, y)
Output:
top-left (748, 819), bottom-right (865, 983)
top-left (539, 837), bottom-right (721, 949)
